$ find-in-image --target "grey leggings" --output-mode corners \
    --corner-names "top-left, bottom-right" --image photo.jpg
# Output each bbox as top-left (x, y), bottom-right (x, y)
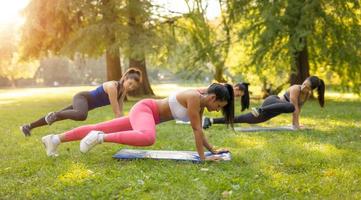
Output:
top-left (29, 92), bottom-right (92, 129)
top-left (213, 95), bottom-right (295, 124)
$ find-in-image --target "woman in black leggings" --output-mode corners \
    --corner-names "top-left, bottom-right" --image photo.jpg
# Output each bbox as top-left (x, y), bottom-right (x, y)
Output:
top-left (20, 68), bottom-right (142, 136)
top-left (202, 82), bottom-right (250, 126)
top-left (203, 76), bottom-right (325, 130)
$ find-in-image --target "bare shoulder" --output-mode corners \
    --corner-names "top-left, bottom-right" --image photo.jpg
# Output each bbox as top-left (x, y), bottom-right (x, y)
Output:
top-left (289, 85), bottom-right (301, 93)
top-left (178, 89), bottom-right (200, 104)
top-left (178, 89), bottom-right (197, 96)
top-left (187, 89), bottom-right (201, 99)
top-left (103, 81), bottom-right (118, 92)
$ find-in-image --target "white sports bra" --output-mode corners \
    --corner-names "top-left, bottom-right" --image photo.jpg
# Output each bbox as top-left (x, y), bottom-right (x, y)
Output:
top-left (168, 93), bottom-right (190, 122)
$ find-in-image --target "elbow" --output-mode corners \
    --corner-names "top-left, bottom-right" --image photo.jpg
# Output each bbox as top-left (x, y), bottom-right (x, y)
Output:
top-left (192, 127), bottom-right (203, 135)
top-left (192, 126), bottom-right (202, 131)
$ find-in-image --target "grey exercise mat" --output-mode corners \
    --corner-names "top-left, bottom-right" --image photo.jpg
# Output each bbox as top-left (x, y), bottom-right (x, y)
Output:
top-left (234, 125), bottom-right (310, 132)
top-left (113, 149), bottom-right (231, 162)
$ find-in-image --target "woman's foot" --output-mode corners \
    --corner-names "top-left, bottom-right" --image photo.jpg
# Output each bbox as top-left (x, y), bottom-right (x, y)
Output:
top-left (41, 134), bottom-right (60, 157)
top-left (20, 124), bottom-right (31, 136)
top-left (80, 131), bottom-right (104, 153)
top-left (45, 112), bottom-right (57, 125)
top-left (202, 117), bottom-right (212, 129)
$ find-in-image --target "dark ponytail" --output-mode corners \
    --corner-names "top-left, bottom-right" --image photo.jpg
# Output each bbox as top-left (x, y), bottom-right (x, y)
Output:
top-left (235, 82), bottom-right (250, 111)
top-left (308, 76), bottom-right (325, 107)
top-left (318, 79), bottom-right (325, 107)
top-left (224, 84), bottom-right (235, 128)
top-left (207, 83), bottom-right (235, 128)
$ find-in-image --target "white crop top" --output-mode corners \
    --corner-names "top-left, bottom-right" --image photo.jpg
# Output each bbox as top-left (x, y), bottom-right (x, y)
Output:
top-left (168, 93), bottom-right (190, 122)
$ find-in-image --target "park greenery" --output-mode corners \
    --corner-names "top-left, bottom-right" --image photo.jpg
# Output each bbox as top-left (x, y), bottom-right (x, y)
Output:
top-left (0, 85), bottom-right (360, 198)
top-left (0, 0), bottom-right (359, 95)
top-left (0, 0), bottom-right (361, 198)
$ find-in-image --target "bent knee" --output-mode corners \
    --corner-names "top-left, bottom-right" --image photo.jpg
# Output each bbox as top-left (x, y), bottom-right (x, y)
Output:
top-left (140, 130), bottom-right (156, 146)
top-left (287, 104), bottom-right (295, 113)
top-left (76, 112), bottom-right (88, 121)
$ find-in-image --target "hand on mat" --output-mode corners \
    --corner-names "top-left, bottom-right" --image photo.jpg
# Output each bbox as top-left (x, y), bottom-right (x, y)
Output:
top-left (205, 155), bottom-right (224, 161)
top-left (211, 148), bottom-right (229, 154)
top-left (292, 125), bottom-right (305, 130)
top-left (299, 125), bottom-right (307, 130)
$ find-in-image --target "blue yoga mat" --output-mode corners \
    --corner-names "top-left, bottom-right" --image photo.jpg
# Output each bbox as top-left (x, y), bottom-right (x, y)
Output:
top-left (113, 149), bottom-right (231, 162)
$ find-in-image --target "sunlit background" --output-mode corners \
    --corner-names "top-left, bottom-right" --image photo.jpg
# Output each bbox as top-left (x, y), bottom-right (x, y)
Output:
top-left (0, 0), bottom-right (220, 26)
top-left (0, 0), bottom-right (359, 95)
top-left (0, 0), bottom-right (29, 26)
top-left (0, 0), bottom-right (226, 90)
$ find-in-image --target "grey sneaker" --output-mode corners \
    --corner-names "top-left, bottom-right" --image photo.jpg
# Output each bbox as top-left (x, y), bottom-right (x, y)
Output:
top-left (251, 107), bottom-right (260, 117)
top-left (41, 134), bottom-right (59, 157)
top-left (45, 112), bottom-right (57, 125)
top-left (20, 124), bottom-right (31, 136)
top-left (80, 131), bottom-right (104, 153)
top-left (202, 117), bottom-right (212, 129)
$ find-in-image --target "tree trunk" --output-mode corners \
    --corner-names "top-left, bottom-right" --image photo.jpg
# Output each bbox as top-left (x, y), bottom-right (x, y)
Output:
top-left (214, 62), bottom-right (226, 83)
top-left (127, 0), bottom-right (154, 96)
top-left (102, 0), bottom-right (122, 81)
top-left (128, 58), bottom-right (154, 96)
top-left (290, 38), bottom-right (310, 85)
top-left (105, 48), bottom-right (122, 81)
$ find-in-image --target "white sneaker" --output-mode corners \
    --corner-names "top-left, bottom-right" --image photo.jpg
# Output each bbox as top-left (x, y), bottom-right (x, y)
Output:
top-left (251, 107), bottom-right (260, 117)
top-left (80, 131), bottom-right (104, 153)
top-left (41, 134), bottom-right (59, 157)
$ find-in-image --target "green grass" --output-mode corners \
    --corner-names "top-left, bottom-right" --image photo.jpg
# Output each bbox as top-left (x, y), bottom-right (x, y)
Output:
top-left (0, 85), bottom-right (360, 199)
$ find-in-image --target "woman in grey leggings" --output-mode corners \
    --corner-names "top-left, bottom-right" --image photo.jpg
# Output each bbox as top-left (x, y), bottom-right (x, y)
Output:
top-left (20, 68), bottom-right (142, 136)
top-left (203, 76), bottom-right (325, 130)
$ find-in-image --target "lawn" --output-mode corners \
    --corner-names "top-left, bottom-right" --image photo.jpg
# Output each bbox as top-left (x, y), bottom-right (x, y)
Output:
top-left (0, 85), bottom-right (360, 199)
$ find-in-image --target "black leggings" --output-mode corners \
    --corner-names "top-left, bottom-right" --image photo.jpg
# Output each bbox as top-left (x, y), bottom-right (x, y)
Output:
top-left (213, 95), bottom-right (295, 124)
top-left (29, 92), bottom-right (92, 130)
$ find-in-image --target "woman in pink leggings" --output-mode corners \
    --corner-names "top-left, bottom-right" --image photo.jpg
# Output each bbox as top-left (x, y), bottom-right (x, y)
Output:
top-left (41, 83), bottom-right (234, 161)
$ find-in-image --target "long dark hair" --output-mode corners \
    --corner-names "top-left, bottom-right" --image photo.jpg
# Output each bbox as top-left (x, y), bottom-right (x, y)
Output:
top-left (207, 83), bottom-right (235, 128)
top-left (117, 68), bottom-right (142, 99)
top-left (307, 76), bottom-right (325, 107)
top-left (234, 82), bottom-right (250, 111)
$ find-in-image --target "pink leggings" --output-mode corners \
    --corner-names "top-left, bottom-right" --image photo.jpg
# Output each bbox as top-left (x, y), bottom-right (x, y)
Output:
top-left (62, 99), bottom-right (160, 146)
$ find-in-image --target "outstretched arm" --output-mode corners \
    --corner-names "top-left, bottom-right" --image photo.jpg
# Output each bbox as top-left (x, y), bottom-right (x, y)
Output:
top-left (187, 94), bottom-right (228, 161)
top-left (198, 108), bottom-right (216, 152)
top-left (187, 94), bottom-right (206, 160)
top-left (117, 93), bottom-right (125, 117)
top-left (289, 86), bottom-right (301, 129)
top-left (103, 82), bottom-right (122, 118)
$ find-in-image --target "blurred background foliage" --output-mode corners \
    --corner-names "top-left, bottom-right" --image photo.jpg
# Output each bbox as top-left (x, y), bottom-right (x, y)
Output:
top-left (0, 0), bottom-right (359, 96)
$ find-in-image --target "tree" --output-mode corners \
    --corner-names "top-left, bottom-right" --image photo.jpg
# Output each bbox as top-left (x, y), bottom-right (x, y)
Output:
top-left (21, 0), bottom-right (162, 95)
top-left (126, 0), bottom-right (155, 95)
top-left (20, 0), bottom-right (126, 81)
top-left (147, 0), bottom-right (235, 83)
top-left (0, 25), bottom-right (38, 87)
top-left (175, 0), bottom-right (233, 82)
top-left (0, 53), bottom-right (38, 87)
top-left (229, 0), bottom-right (361, 92)
top-left (34, 56), bottom-right (106, 86)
